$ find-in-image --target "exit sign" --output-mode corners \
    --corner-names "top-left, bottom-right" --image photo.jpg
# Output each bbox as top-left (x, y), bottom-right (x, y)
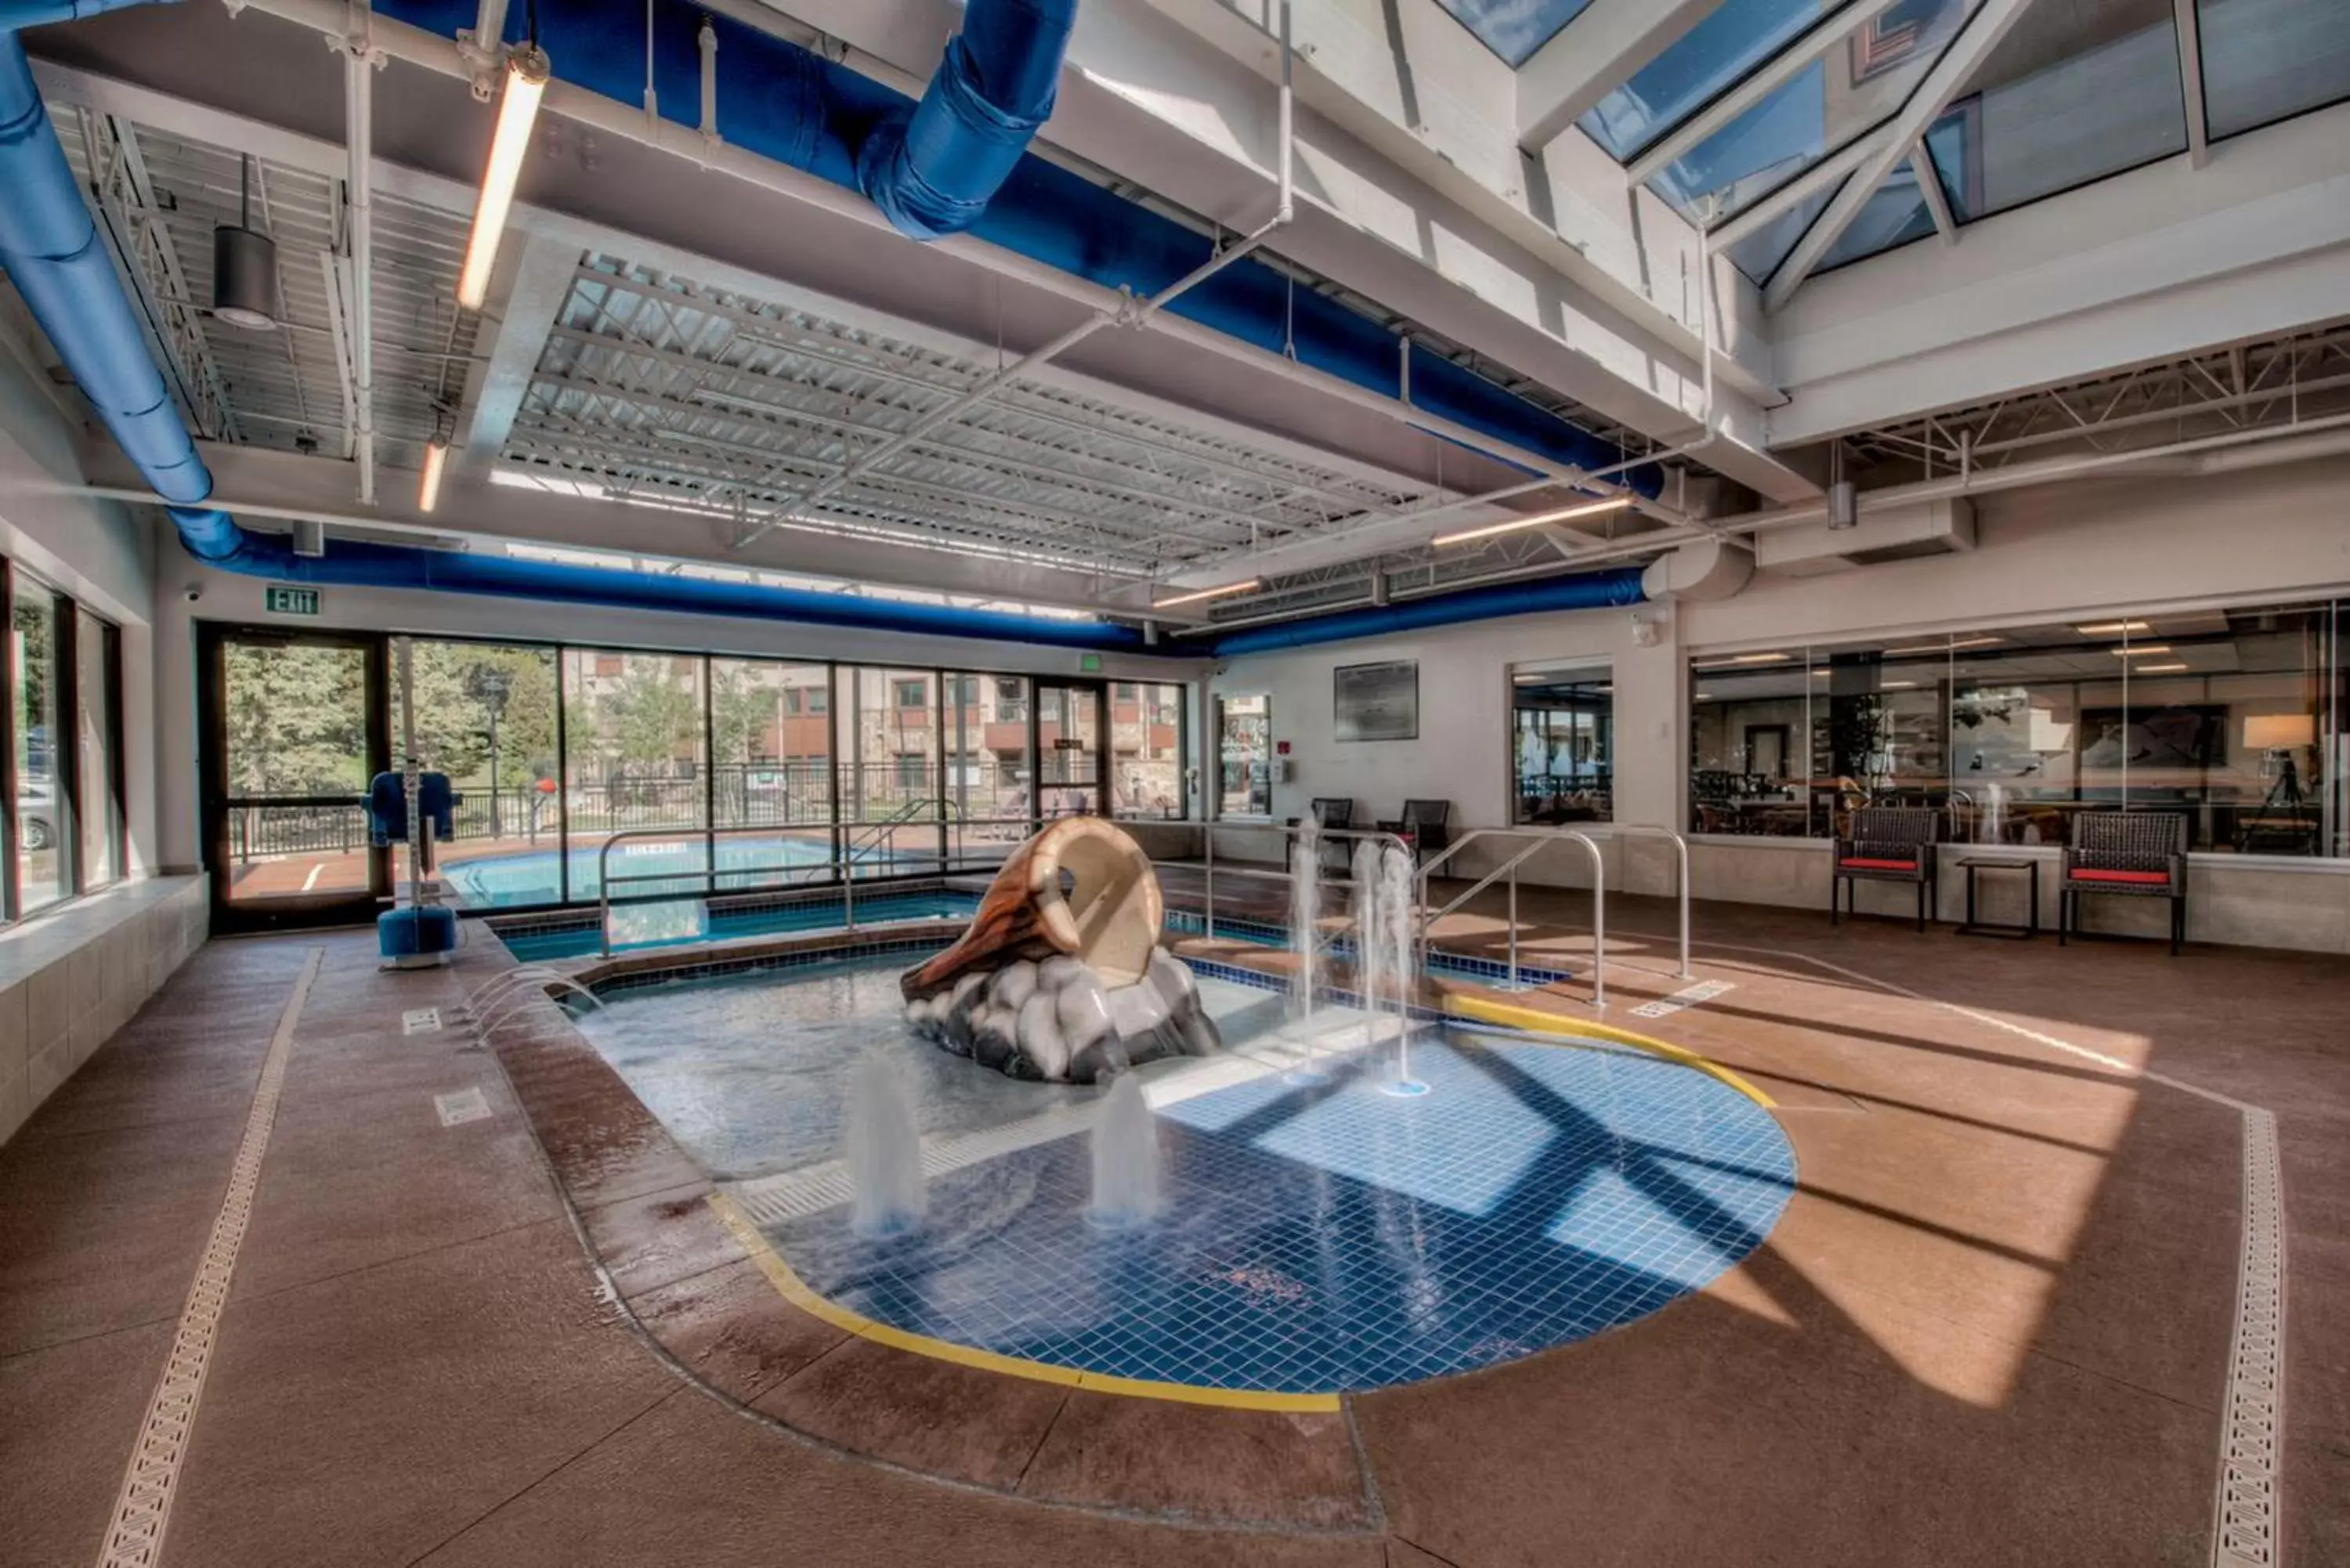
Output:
top-left (1079, 653), bottom-right (1103, 673)
top-left (265, 585), bottom-right (320, 616)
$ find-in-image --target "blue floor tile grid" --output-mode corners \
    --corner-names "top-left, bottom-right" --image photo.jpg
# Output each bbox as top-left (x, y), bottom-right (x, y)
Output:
top-left (771, 1031), bottom-right (1796, 1394)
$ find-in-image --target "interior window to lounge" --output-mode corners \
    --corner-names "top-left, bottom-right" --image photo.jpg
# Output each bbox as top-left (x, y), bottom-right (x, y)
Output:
top-left (1511, 663), bottom-right (1613, 824)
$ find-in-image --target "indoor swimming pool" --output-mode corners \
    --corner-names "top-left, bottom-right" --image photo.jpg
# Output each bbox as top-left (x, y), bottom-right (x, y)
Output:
top-left (571, 952), bottom-right (1795, 1395)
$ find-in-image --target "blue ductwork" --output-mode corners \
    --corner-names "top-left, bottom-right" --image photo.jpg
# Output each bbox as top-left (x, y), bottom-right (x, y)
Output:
top-left (7, 0), bottom-right (1651, 658)
top-left (859, 0), bottom-right (1078, 240)
top-left (377, 0), bottom-right (1661, 497)
top-left (1206, 568), bottom-right (1647, 656)
top-left (196, 528), bottom-right (1161, 652)
top-left (0, 20), bottom-right (208, 504)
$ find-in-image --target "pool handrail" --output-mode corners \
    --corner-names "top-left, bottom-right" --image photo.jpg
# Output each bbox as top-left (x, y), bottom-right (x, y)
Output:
top-left (593, 812), bottom-right (1038, 956)
top-left (1418, 823), bottom-right (1691, 987)
top-left (1413, 828), bottom-right (1607, 1010)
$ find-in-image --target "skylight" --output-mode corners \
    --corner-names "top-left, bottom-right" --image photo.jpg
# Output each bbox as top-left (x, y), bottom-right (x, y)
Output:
top-left (1431, 0), bottom-right (1596, 67)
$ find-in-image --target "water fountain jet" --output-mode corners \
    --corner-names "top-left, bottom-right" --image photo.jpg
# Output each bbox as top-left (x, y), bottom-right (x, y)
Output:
top-left (847, 1048), bottom-right (927, 1237)
top-left (1088, 1071), bottom-right (1162, 1228)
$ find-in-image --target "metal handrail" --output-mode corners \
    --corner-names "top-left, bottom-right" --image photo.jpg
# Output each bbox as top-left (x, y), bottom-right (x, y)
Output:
top-left (1410, 827), bottom-right (1607, 1010)
top-left (1144, 819), bottom-right (1411, 942)
top-left (592, 811), bottom-right (1039, 957)
top-left (1607, 825), bottom-right (1694, 980)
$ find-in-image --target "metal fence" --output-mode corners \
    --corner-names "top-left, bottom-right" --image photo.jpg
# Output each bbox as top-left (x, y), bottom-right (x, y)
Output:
top-left (227, 757), bottom-right (1186, 862)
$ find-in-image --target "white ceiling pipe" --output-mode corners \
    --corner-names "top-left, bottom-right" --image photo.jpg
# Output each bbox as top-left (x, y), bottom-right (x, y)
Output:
top-left (235, 0), bottom-right (1687, 526)
top-left (340, 10), bottom-right (381, 506)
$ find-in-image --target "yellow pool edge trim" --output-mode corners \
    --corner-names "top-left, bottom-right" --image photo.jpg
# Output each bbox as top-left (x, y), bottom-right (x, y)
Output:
top-left (1442, 994), bottom-right (1777, 1109)
top-left (707, 1191), bottom-right (1342, 1414)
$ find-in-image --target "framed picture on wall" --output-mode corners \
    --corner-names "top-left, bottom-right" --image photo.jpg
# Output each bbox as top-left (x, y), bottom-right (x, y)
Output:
top-left (1333, 660), bottom-right (1419, 742)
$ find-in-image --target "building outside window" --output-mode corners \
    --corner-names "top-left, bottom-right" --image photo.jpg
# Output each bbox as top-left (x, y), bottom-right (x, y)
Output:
top-left (1689, 599), bottom-right (2348, 856)
top-left (1216, 694), bottom-right (1272, 818)
top-left (1511, 663), bottom-right (1613, 824)
top-left (1112, 681), bottom-right (1185, 818)
top-left (13, 576), bottom-right (67, 914)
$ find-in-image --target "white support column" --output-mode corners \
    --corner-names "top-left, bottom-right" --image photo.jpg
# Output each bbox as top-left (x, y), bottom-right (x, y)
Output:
top-left (1912, 143), bottom-right (1958, 244)
top-left (1513, 0), bottom-right (1717, 151)
top-left (2175, 0), bottom-right (2211, 169)
top-left (1625, 0), bottom-right (1907, 186)
top-left (1762, 0), bottom-right (2044, 313)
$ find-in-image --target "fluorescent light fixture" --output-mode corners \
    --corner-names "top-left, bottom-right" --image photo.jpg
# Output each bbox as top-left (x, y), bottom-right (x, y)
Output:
top-left (1152, 579), bottom-right (1259, 609)
top-left (1694, 691), bottom-right (1717, 701)
top-left (456, 46), bottom-right (551, 311)
top-left (2111, 644), bottom-right (2172, 656)
top-left (2076, 620), bottom-right (2150, 636)
top-left (418, 440), bottom-right (448, 513)
top-left (1880, 680), bottom-right (1920, 689)
top-left (1885, 635), bottom-right (2005, 655)
top-left (1694, 651), bottom-right (1794, 669)
top-left (1430, 496), bottom-right (1633, 547)
top-left (2131, 662), bottom-right (2189, 674)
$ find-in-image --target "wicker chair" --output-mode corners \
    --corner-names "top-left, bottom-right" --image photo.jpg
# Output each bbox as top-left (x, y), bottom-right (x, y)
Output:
top-left (2061, 811), bottom-right (2189, 954)
top-left (1831, 806), bottom-right (1941, 930)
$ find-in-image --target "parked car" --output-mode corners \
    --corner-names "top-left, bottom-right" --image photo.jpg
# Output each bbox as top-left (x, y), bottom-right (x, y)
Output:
top-left (18, 779), bottom-right (52, 851)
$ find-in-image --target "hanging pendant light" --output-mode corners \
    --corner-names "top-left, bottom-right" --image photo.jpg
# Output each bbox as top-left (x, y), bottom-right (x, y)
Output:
top-left (212, 154), bottom-right (283, 331)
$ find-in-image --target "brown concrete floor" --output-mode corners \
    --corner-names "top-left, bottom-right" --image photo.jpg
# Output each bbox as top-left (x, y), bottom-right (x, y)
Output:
top-left (0, 884), bottom-right (2342, 1566)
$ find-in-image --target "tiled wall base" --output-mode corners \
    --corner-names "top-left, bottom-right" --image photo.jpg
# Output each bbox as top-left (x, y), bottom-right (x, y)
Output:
top-left (0, 875), bottom-right (210, 1147)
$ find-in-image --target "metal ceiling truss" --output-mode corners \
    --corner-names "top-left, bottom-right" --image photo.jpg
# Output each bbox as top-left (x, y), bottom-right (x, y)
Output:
top-left (49, 100), bottom-right (479, 477)
top-left (1844, 323), bottom-right (2350, 476)
top-left (504, 255), bottom-right (1448, 582)
top-left (1199, 511), bottom-right (1649, 624)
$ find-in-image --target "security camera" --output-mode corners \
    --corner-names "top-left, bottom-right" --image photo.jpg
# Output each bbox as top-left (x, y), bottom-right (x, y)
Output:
top-left (183, 584), bottom-right (202, 603)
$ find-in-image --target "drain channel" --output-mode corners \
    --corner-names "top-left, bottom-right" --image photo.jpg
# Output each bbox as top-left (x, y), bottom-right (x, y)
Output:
top-left (95, 947), bottom-right (322, 1568)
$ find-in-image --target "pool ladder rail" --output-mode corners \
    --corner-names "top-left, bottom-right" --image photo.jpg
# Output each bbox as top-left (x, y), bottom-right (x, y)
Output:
top-left (1152, 819), bottom-right (1691, 1014)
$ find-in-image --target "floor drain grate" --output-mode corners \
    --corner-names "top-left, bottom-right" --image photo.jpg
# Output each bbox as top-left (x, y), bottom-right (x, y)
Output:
top-left (402, 1007), bottom-right (443, 1035)
top-left (433, 1087), bottom-right (493, 1127)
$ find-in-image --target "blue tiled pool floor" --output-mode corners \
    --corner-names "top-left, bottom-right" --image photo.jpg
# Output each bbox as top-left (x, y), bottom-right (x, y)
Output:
top-left (770, 1032), bottom-right (1795, 1394)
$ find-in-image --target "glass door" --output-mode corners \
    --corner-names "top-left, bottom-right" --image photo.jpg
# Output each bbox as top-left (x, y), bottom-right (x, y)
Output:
top-left (201, 625), bottom-right (391, 930)
top-left (1032, 681), bottom-right (1107, 822)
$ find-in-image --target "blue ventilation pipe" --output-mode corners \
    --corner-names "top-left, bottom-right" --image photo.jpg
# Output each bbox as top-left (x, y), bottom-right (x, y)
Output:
top-left (7, 0), bottom-right (1649, 656)
top-left (859, 0), bottom-right (1078, 240)
top-left (1206, 568), bottom-right (1647, 656)
top-left (381, 0), bottom-right (1661, 497)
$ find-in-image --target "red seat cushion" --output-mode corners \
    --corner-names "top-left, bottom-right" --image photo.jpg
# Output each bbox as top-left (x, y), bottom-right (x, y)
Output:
top-left (1840, 857), bottom-right (1918, 871)
top-left (2073, 868), bottom-right (2170, 886)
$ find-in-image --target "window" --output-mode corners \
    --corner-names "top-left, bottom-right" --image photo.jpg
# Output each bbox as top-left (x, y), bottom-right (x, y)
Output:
top-left (1216, 694), bottom-right (1272, 818)
top-left (1689, 602), bottom-right (2350, 856)
top-left (392, 642), bottom-right (562, 909)
top-left (1112, 681), bottom-right (1186, 819)
top-left (1512, 663), bottom-right (1612, 825)
top-left (894, 678), bottom-right (928, 709)
top-left (76, 609), bottom-right (123, 890)
top-left (995, 677), bottom-right (1028, 723)
top-left (709, 659), bottom-right (833, 888)
top-left (13, 576), bottom-right (67, 913)
top-left (805, 685), bottom-right (828, 716)
top-left (562, 649), bottom-right (707, 901)
top-left (895, 753), bottom-right (929, 792)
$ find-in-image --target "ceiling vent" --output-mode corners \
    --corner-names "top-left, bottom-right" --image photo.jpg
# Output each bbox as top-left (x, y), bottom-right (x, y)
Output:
top-left (1755, 497), bottom-right (1976, 577)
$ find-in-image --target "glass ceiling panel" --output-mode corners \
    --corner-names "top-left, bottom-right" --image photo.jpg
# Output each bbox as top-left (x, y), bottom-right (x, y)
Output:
top-left (1647, 0), bottom-right (1978, 222)
top-left (1927, 0), bottom-right (2185, 222)
top-left (1581, 0), bottom-right (1834, 161)
top-left (1725, 179), bottom-right (1842, 284)
top-left (1431, 0), bottom-right (1596, 67)
top-left (2199, 0), bottom-right (2350, 140)
top-left (1816, 162), bottom-right (1933, 271)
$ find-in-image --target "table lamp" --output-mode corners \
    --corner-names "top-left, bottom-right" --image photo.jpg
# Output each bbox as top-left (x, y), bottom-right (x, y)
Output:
top-left (2244, 713), bottom-right (2316, 814)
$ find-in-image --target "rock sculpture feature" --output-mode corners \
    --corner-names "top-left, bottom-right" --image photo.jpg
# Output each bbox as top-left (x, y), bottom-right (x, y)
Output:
top-left (901, 818), bottom-right (1221, 1082)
